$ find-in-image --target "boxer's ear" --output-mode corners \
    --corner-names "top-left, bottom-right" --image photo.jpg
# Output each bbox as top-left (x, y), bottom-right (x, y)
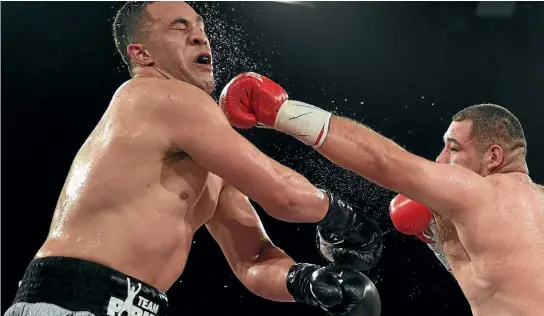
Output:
top-left (127, 43), bottom-right (154, 67)
top-left (487, 144), bottom-right (504, 170)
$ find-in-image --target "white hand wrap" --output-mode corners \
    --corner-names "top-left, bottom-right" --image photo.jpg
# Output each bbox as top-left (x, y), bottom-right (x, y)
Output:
top-left (425, 218), bottom-right (452, 272)
top-left (427, 242), bottom-right (452, 272)
top-left (261, 100), bottom-right (332, 148)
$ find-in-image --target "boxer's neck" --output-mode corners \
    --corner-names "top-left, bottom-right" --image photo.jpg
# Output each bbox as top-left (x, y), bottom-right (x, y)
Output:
top-left (490, 160), bottom-right (528, 176)
top-left (133, 66), bottom-right (171, 80)
top-left (491, 147), bottom-right (528, 175)
top-left (131, 67), bottom-right (214, 95)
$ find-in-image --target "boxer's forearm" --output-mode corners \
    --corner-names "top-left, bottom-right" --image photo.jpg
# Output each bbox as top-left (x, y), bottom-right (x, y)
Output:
top-left (318, 116), bottom-right (414, 193)
top-left (243, 245), bottom-right (296, 302)
top-left (263, 161), bottom-right (329, 224)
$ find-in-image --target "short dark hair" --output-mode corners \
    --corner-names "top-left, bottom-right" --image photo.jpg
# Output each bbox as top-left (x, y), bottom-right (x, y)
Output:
top-left (452, 103), bottom-right (527, 158)
top-left (112, 1), bottom-right (154, 72)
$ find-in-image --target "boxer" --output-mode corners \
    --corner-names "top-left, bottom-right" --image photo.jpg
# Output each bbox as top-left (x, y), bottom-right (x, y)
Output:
top-left (220, 72), bottom-right (544, 316)
top-left (3, 3), bottom-right (382, 316)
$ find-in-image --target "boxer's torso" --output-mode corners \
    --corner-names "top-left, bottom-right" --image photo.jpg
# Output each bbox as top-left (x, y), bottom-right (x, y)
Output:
top-left (434, 173), bottom-right (544, 315)
top-left (37, 79), bottom-right (223, 292)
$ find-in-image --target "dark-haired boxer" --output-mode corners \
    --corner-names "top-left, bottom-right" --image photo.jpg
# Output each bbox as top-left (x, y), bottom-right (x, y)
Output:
top-left (220, 72), bottom-right (544, 316)
top-left (4, 2), bottom-right (382, 316)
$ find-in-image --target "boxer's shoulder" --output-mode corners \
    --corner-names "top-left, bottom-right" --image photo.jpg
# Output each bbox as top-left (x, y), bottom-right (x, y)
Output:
top-left (486, 172), bottom-right (530, 188)
top-left (483, 172), bottom-right (537, 206)
top-left (113, 78), bottom-right (209, 107)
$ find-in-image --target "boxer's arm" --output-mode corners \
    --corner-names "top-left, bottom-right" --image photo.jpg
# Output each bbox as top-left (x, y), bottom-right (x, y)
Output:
top-left (316, 116), bottom-right (494, 221)
top-left (215, 73), bottom-right (492, 221)
top-left (143, 80), bottom-right (327, 223)
top-left (206, 184), bottom-right (295, 302)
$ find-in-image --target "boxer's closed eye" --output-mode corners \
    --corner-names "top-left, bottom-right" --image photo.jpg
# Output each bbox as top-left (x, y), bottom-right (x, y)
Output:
top-left (171, 18), bottom-right (189, 31)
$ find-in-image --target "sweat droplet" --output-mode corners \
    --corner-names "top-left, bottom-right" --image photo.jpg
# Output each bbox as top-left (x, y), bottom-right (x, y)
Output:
top-left (188, 2), bottom-right (276, 100)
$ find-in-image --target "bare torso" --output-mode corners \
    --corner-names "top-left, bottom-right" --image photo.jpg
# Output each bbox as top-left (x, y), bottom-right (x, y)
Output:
top-left (432, 174), bottom-right (544, 315)
top-left (36, 80), bottom-right (222, 292)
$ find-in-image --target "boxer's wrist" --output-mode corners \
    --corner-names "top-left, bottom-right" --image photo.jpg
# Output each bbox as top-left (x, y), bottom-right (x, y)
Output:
top-left (318, 189), bottom-right (381, 247)
top-left (272, 100), bottom-right (332, 148)
top-left (317, 190), bottom-right (352, 234)
top-left (286, 263), bottom-right (320, 306)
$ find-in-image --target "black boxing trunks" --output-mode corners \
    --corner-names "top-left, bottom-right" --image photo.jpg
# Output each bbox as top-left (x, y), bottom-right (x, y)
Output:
top-left (5, 257), bottom-right (169, 316)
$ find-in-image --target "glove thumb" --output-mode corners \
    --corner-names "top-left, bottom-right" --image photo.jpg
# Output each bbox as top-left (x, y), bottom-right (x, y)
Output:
top-left (222, 100), bottom-right (257, 129)
top-left (311, 271), bottom-right (343, 308)
top-left (219, 76), bottom-right (258, 129)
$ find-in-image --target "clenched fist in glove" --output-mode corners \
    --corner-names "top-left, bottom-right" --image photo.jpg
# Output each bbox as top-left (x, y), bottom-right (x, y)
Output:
top-left (287, 263), bottom-right (380, 316)
top-left (389, 194), bottom-right (452, 271)
top-left (219, 72), bottom-right (332, 147)
top-left (389, 194), bottom-right (433, 243)
top-left (316, 189), bottom-right (383, 272)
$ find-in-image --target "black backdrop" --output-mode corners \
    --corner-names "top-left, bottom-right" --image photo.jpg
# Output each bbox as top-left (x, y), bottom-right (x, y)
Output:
top-left (2, 2), bottom-right (544, 315)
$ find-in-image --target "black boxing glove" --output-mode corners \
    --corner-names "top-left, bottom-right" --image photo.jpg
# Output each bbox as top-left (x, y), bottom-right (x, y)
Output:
top-left (286, 263), bottom-right (381, 316)
top-left (316, 189), bottom-right (383, 271)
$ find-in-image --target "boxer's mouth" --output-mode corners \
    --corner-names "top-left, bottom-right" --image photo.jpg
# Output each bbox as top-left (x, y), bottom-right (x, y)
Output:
top-left (194, 52), bottom-right (212, 65)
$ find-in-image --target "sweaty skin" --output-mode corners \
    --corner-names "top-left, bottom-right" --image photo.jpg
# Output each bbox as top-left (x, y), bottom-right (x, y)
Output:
top-left (38, 80), bottom-right (222, 291)
top-left (36, 2), bottom-right (329, 301)
top-left (317, 117), bottom-right (544, 315)
top-left (216, 72), bottom-right (543, 315)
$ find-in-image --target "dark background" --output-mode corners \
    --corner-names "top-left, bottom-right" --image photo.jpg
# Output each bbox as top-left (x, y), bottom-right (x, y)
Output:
top-left (2, 1), bottom-right (544, 315)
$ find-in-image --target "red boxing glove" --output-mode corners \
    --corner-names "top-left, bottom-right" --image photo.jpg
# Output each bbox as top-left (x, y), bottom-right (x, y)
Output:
top-left (219, 72), bottom-right (332, 147)
top-left (389, 194), bottom-right (433, 243)
top-left (219, 72), bottom-right (288, 129)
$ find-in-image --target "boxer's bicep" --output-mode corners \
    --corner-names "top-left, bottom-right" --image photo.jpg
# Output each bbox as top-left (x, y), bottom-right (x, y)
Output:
top-left (398, 156), bottom-right (494, 221)
top-left (318, 117), bottom-right (489, 220)
top-left (153, 82), bottom-right (294, 213)
top-left (206, 185), bottom-right (277, 282)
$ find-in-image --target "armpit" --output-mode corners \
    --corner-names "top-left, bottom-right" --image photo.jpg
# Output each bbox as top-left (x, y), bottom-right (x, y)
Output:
top-left (164, 150), bottom-right (191, 162)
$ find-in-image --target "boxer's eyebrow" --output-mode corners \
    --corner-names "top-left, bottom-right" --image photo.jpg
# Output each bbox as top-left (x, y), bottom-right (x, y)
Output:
top-left (170, 18), bottom-right (189, 27)
top-left (170, 15), bottom-right (204, 27)
top-left (446, 137), bottom-right (461, 146)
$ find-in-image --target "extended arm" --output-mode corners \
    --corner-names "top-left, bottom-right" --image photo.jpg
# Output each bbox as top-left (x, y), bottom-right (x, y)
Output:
top-left (137, 79), bottom-right (327, 223)
top-left (217, 73), bottom-right (495, 221)
top-left (206, 183), bottom-right (381, 315)
top-left (316, 116), bottom-right (494, 219)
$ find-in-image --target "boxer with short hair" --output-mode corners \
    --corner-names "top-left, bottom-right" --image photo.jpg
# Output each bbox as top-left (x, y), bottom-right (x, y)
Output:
top-left (4, 3), bottom-right (382, 316)
top-left (220, 73), bottom-right (544, 316)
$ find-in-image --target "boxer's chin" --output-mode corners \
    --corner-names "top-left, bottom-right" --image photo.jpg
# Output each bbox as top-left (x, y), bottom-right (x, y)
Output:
top-left (197, 74), bottom-right (215, 95)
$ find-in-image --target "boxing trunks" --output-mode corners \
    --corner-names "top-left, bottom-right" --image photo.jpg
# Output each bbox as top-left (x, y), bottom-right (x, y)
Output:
top-left (4, 257), bottom-right (169, 316)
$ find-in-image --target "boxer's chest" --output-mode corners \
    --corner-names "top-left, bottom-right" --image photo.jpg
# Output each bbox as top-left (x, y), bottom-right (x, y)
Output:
top-left (162, 153), bottom-right (221, 227)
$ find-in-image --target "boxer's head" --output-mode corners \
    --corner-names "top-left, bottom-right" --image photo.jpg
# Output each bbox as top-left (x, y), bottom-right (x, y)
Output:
top-left (435, 104), bottom-right (527, 176)
top-left (113, 1), bottom-right (214, 94)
